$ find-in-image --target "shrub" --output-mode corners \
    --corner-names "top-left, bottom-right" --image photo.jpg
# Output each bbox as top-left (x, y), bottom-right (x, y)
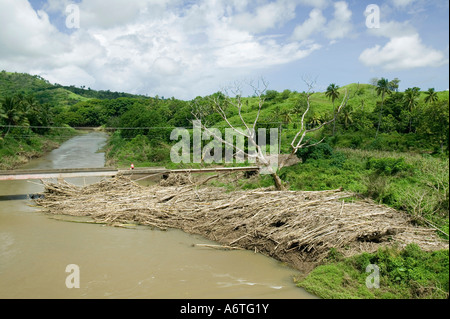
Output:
top-left (365, 157), bottom-right (412, 175)
top-left (296, 139), bottom-right (334, 162)
top-left (364, 173), bottom-right (390, 202)
top-left (297, 244), bottom-right (449, 299)
top-left (330, 151), bottom-right (347, 168)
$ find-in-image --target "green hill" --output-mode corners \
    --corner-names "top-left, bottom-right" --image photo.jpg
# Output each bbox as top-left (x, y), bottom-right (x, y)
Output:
top-left (61, 85), bottom-right (148, 100)
top-left (0, 70), bottom-right (90, 107)
top-left (215, 82), bottom-right (448, 129)
top-left (0, 70), bottom-right (147, 108)
top-left (210, 83), bottom-right (379, 130)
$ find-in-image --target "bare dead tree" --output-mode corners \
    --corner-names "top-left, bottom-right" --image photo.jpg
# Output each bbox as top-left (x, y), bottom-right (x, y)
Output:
top-left (191, 78), bottom-right (350, 190)
top-left (278, 80), bottom-right (350, 170)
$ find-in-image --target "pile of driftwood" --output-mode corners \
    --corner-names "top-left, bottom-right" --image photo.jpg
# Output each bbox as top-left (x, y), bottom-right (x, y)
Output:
top-left (35, 175), bottom-right (448, 271)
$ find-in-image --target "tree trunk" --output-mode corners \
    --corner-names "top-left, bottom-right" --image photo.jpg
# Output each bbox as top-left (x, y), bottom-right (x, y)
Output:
top-left (332, 101), bottom-right (336, 136)
top-left (408, 102), bottom-right (413, 133)
top-left (375, 93), bottom-right (384, 138)
top-left (409, 116), bottom-right (412, 133)
top-left (271, 173), bottom-right (284, 191)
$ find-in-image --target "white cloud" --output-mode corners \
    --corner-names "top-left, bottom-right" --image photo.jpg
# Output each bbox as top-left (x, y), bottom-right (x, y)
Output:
top-left (391, 0), bottom-right (416, 7)
top-left (389, 0), bottom-right (431, 16)
top-left (359, 19), bottom-right (448, 70)
top-left (297, 0), bottom-right (329, 9)
top-left (42, 0), bottom-right (73, 13)
top-left (38, 65), bottom-right (96, 87)
top-left (292, 8), bottom-right (326, 41)
top-left (0, 0), bottom-right (354, 99)
top-left (359, 33), bottom-right (448, 70)
top-left (77, 0), bottom-right (176, 29)
top-left (291, 1), bottom-right (352, 41)
top-left (324, 1), bottom-right (352, 40)
top-left (152, 57), bottom-right (183, 76)
top-left (232, 0), bottom-right (297, 33)
top-left (0, 0), bottom-right (67, 58)
top-left (368, 20), bottom-right (416, 38)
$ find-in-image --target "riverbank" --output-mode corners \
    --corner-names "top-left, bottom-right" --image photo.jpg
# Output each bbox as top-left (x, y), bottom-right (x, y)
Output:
top-left (35, 174), bottom-right (448, 298)
top-left (0, 128), bottom-right (78, 170)
top-left (295, 243), bottom-right (449, 299)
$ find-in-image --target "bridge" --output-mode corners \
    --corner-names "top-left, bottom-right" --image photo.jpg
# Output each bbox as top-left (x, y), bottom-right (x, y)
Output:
top-left (0, 166), bottom-right (260, 181)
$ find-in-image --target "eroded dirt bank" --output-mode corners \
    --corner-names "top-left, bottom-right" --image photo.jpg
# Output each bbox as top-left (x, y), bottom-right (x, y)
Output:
top-left (35, 175), bottom-right (448, 273)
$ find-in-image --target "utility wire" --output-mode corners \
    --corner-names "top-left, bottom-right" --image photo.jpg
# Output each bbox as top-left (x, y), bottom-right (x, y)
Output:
top-left (0, 123), bottom-right (287, 130)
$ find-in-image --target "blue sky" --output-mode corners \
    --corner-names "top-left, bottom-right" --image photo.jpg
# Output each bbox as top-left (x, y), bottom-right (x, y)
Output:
top-left (0, 0), bottom-right (448, 99)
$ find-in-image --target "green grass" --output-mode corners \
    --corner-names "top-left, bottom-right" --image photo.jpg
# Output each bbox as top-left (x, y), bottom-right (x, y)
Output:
top-left (296, 244), bottom-right (449, 299)
top-left (104, 132), bottom-right (174, 168)
top-left (212, 83), bottom-right (380, 128)
top-left (0, 71), bottom-right (142, 109)
top-left (32, 87), bottom-right (91, 107)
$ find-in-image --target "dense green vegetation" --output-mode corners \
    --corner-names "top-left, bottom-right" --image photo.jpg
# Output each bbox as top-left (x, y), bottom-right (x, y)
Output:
top-left (3, 71), bottom-right (448, 168)
top-left (296, 244), bottom-right (448, 299)
top-left (0, 72), bottom-right (82, 168)
top-left (0, 71), bottom-right (184, 168)
top-left (1, 71), bottom-right (448, 298)
top-left (0, 70), bottom-right (88, 108)
top-left (0, 70), bottom-right (147, 107)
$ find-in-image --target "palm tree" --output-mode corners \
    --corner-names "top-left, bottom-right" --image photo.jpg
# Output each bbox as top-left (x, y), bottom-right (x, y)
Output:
top-left (389, 78), bottom-right (400, 92)
top-left (375, 78), bottom-right (392, 138)
top-left (424, 88), bottom-right (438, 104)
top-left (24, 95), bottom-right (38, 113)
top-left (325, 83), bottom-right (340, 135)
top-left (404, 87), bottom-right (420, 133)
top-left (1, 96), bottom-right (29, 137)
top-left (292, 94), bottom-right (307, 120)
top-left (273, 105), bottom-right (282, 123)
top-left (308, 112), bottom-right (322, 128)
top-left (341, 105), bottom-right (354, 129)
top-left (280, 109), bottom-right (292, 125)
top-left (0, 104), bottom-right (7, 125)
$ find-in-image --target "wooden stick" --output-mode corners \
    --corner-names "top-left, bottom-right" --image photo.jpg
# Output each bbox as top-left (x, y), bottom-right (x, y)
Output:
top-left (195, 244), bottom-right (244, 250)
top-left (230, 233), bottom-right (250, 245)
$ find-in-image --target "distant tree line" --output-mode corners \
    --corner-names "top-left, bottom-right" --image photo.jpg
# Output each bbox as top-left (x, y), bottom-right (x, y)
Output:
top-left (1, 71), bottom-right (449, 155)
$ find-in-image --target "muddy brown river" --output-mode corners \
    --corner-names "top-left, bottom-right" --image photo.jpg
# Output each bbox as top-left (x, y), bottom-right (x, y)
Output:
top-left (0, 132), bottom-right (315, 299)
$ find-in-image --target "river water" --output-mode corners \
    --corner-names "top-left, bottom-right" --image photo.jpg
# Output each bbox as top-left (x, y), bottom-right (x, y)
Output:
top-left (0, 132), bottom-right (315, 299)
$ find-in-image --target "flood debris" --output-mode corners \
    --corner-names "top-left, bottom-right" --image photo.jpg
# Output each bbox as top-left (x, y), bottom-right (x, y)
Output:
top-left (35, 175), bottom-right (448, 272)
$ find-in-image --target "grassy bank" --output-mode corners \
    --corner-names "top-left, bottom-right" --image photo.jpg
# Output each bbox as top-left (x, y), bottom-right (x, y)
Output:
top-left (104, 132), bottom-right (172, 168)
top-left (296, 244), bottom-right (449, 299)
top-left (0, 127), bottom-right (77, 169)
